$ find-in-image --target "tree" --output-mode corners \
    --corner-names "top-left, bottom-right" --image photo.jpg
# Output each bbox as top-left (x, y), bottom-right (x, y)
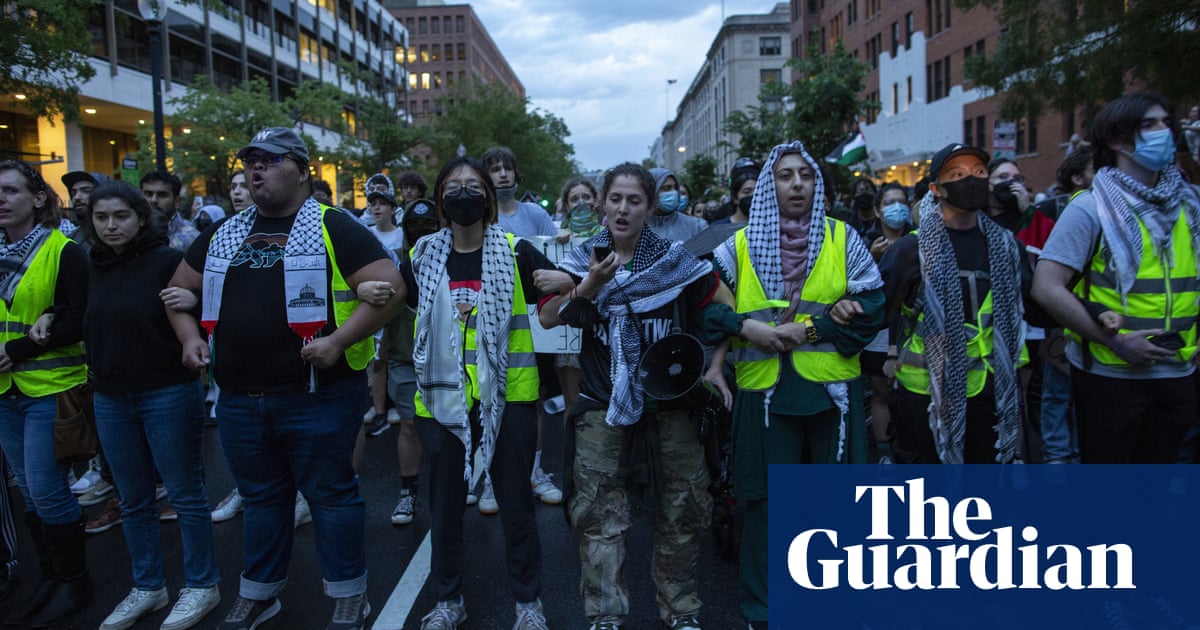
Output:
top-left (959, 0), bottom-right (1200, 121)
top-left (681, 154), bottom-right (720, 200)
top-left (427, 80), bottom-right (576, 202)
top-left (2, 0), bottom-right (101, 121)
top-left (724, 42), bottom-right (874, 163)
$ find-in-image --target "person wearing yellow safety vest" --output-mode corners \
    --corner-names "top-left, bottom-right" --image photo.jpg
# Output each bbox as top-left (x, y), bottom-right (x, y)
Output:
top-left (1033, 93), bottom-right (1200, 463)
top-left (0, 159), bottom-right (91, 627)
top-left (401, 156), bottom-right (555, 630)
top-left (880, 142), bottom-right (1028, 466)
top-left (706, 141), bottom-right (885, 630)
top-left (166, 128), bottom-right (404, 630)
top-left (540, 162), bottom-right (739, 630)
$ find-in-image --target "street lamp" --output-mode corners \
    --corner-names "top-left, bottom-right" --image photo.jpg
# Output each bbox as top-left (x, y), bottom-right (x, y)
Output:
top-left (137, 0), bottom-right (168, 173)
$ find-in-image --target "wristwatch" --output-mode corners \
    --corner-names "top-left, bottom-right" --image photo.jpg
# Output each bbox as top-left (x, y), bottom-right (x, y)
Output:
top-left (804, 316), bottom-right (819, 343)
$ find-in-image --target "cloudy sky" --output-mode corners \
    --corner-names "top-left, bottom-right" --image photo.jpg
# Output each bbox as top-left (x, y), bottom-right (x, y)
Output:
top-left (467, 0), bottom-right (781, 172)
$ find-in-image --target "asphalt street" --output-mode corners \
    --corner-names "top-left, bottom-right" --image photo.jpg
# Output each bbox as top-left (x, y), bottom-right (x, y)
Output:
top-left (2, 409), bottom-right (744, 629)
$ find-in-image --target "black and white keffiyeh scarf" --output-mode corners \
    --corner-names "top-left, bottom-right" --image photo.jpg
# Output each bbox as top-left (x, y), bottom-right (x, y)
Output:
top-left (202, 198), bottom-right (328, 351)
top-left (714, 141), bottom-right (881, 457)
top-left (412, 224), bottom-right (514, 480)
top-left (560, 228), bottom-right (712, 427)
top-left (0, 225), bottom-right (51, 306)
top-left (916, 192), bottom-right (1024, 464)
top-left (1092, 165), bottom-right (1200, 309)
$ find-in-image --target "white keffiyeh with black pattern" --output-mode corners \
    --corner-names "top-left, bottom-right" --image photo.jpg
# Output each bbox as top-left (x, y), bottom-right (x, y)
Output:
top-left (412, 224), bottom-right (514, 480)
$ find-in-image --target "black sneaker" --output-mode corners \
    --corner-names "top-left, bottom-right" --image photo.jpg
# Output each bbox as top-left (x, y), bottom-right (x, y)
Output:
top-left (217, 596), bottom-right (280, 630)
top-left (326, 593), bottom-right (369, 630)
top-left (365, 414), bottom-right (390, 437)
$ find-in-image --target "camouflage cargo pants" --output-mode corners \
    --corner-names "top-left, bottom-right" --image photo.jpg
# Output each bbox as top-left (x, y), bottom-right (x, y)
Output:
top-left (568, 408), bottom-right (712, 625)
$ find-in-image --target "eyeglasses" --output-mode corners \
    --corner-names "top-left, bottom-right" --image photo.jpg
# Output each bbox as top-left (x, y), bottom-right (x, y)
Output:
top-left (444, 180), bottom-right (484, 195)
top-left (241, 154), bottom-right (285, 170)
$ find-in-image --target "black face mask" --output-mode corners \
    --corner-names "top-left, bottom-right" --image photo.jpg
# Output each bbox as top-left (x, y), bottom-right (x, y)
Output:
top-left (853, 192), bottom-right (875, 213)
top-left (938, 176), bottom-right (990, 212)
top-left (738, 196), bottom-right (752, 214)
top-left (992, 180), bottom-right (1019, 212)
top-left (442, 188), bottom-right (487, 226)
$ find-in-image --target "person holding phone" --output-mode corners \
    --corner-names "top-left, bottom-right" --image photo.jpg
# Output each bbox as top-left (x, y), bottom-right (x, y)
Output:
top-left (540, 162), bottom-right (746, 630)
top-left (1033, 92), bottom-right (1200, 463)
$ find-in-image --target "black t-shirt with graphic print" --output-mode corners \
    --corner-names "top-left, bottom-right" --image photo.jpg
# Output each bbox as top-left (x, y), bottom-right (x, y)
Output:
top-left (563, 269), bottom-right (718, 405)
top-left (397, 239), bottom-right (555, 312)
top-left (184, 208), bottom-right (387, 391)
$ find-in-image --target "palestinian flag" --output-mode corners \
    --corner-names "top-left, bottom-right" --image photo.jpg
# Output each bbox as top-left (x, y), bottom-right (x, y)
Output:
top-left (825, 132), bottom-right (867, 166)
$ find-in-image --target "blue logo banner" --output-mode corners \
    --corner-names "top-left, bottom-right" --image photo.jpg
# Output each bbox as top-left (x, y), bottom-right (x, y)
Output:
top-left (769, 465), bottom-right (1200, 629)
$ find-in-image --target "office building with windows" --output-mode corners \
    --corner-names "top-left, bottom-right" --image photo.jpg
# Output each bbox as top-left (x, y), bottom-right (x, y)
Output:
top-left (659, 3), bottom-right (790, 177)
top-left (790, 0), bottom-right (1076, 191)
top-left (1, 0), bottom-right (407, 202)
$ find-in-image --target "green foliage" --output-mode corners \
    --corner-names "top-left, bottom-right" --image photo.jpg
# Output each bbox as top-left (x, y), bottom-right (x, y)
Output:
top-left (723, 42), bottom-right (874, 164)
top-left (959, 0), bottom-right (1200, 121)
top-left (1, 0), bottom-right (100, 121)
top-left (681, 154), bottom-right (721, 200)
top-left (426, 80), bottom-right (576, 202)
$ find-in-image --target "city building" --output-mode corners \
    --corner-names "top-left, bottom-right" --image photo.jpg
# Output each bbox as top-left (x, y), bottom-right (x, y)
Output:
top-left (660, 3), bottom-right (791, 177)
top-left (2, 0), bottom-right (407, 203)
top-left (384, 0), bottom-right (524, 124)
top-left (791, 0), bottom-right (1077, 192)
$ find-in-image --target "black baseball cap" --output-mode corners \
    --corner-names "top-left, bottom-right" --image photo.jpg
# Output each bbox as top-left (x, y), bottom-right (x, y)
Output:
top-left (366, 190), bottom-right (397, 207)
top-left (237, 127), bottom-right (309, 163)
top-left (61, 171), bottom-right (109, 190)
top-left (928, 143), bottom-right (989, 180)
top-left (402, 198), bottom-right (440, 228)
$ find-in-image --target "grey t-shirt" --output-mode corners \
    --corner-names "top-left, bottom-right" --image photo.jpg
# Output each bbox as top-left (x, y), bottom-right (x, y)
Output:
top-left (646, 210), bottom-right (707, 243)
top-left (1040, 190), bottom-right (1195, 379)
top-left (498, 201), bottom-right (557, 237)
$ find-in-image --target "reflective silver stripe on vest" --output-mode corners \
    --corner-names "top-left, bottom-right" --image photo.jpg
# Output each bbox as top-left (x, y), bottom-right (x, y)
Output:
top-left (0, 321), bottom-right (28, 334)
top-left (1090, 273), bottom-right (1200, 295)
top-left (333, 290), bottom-right (357, 302)
top-left (1121, 314), bottom-right (1169, 330)
top-left (11, 355), bottom-right (86, 372)
top-left (897, 352), bottom-right (986, 372)
top-left (465, 314), bottom-right (530, 329)
top-left (463, 350), bottom-right (537, 368)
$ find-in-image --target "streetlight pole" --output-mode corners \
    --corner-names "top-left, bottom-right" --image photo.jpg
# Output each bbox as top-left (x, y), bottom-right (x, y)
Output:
top-left (138, 0), bottom-right (167, 173)
top-left (665, 78), bottom-right (677, 124)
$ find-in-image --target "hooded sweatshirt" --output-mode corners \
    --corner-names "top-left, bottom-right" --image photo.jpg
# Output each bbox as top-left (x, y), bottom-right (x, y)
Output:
top-left (646, 167), bottom-right (706, 242)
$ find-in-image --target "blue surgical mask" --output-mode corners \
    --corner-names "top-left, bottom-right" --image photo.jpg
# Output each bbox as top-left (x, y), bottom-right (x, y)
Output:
top-left (881, 202), bottom-right (910, 229)
top-left (658, 190), bottom-right (681, 213)
top-left (1129, 128), bottom-right (1176, 172)
top-left (679, 195), bottom-right (689, 210)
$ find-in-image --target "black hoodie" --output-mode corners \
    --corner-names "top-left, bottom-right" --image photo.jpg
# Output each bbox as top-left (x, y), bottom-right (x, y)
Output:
top-left (84, 229), bottom-right (200, 393)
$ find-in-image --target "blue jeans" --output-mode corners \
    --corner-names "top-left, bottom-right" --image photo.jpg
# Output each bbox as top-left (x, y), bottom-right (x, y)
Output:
top-left (217, 376), bottom-right (367, 599)
top-left (0, 390), bottom-right (80, 525)
top-left (94, 381), bottom-right (218, 590)
top-left (1040, 363), bottom-right (1077, 462)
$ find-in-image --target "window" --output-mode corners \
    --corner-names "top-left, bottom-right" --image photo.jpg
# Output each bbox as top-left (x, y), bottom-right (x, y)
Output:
top-left (430, 15), bottom-right (439, 34)
top-left (927, 0), bottom-right (951, 34)
top-left (418, 17), bottom-right (426, 34)
top-left (1016, 116), bottom-right (1039, 154)
top-left (760, 68), bottom-right (782, 84)
top-left (891, 21), bottom-right (899, 56)
top-left (964, 118), bottom-right (973, 145)
top-left (927, 55), bottom-right (951, 101)
top-left (419, 44), bottom-right (429, 62)
top-left (975, 115), bottom-right (986, 149)
top-left (905, 12), bottom-right (914, 46)
top-left (760, 37), bottom-right (782, 56)
top-left (455, 15), bottom-right (464, 33)
top-left (420, 72), bottom-right (430, 89)
top-left (444, 41), bottom-right (453, 61)
top-left (866, 0), bottom-right (880, 18)
top-left (892, 83), bottom-right (898, 114)
top-left (906, 76), bottom-right (912, 104)
top-left (446, 71), bottom-right (454, 87)
top-left (444, 16), bottom-right (452, 33)
top-left (431, 43), bottom-right (440, 61)
top-left (433, 72), bottom-right (442, 89)
top-left (865, 90), bottom-right (879, 123)
top-left (847, 0), bottom-right (857, 24)
top-left (456, 42), bottom-right (465, 60)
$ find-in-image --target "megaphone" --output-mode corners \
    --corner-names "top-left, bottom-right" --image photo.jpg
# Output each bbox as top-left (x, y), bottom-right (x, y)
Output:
top-left (637, 333), bottom-right (716, 409)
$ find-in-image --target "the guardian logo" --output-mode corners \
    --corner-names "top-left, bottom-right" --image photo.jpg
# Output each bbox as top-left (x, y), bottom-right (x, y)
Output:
top-left (788, 478), bottom-right (1135, 591)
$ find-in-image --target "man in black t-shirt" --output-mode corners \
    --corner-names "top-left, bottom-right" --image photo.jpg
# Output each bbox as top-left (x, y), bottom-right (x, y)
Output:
top-left (166, 127), bottom-right (404, 630)
top-left (879, 143), bottom-right (1026, 464)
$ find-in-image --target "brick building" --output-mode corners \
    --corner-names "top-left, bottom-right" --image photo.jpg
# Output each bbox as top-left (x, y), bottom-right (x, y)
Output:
top-left (790, 0), bottom-right (1081, 194)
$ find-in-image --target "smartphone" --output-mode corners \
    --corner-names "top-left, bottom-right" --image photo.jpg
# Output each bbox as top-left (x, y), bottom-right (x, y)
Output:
top-left (1149, 331), bottom-right (1185, 351)
top-left (593, 245), bottom-right (612, 260)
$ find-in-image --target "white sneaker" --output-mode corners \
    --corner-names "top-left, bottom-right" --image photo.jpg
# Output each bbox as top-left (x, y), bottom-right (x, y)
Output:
top-left (530, 469), bottom-right (563, 505)
top-left (99, 587), bottom-right (168, 630)
top-left (386, 408), bottom-right (403, 424)
top-left (161, 585), bottom-right (221, 630)
top-left (295, 492), bottom-right (312, 529)
top-left (155, 484), bottom-right (167, 501)
top-left (478, 480), bottom-right (498, 515)
top-left (78, 478), bottom-right (115, 507)
top-left (465, 492), bottom-right (478, 506)
top-left (362, 408), bottom-right (378, 423)
top-left (390, 491), bottom-right (415, 525)
top-left (71, 468), bottom-right (101, 495)
top-left (211, 488), bottom-right (243, 522)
